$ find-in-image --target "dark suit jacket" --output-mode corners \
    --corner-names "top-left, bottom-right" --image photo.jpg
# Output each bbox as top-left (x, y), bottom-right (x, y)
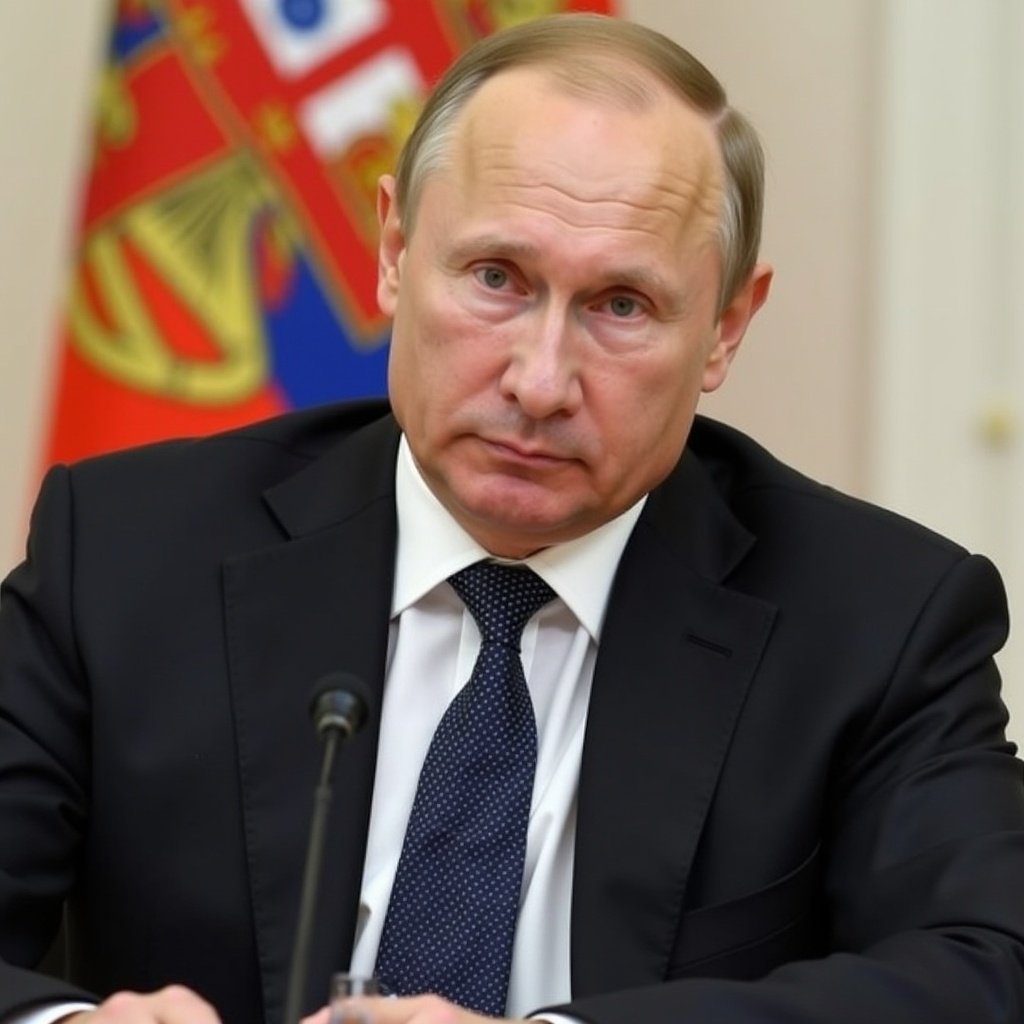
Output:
top-left (2, 400), bottom-right (1023, 1023)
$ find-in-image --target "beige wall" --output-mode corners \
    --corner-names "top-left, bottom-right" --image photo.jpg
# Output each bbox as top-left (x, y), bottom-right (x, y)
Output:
top-left (0, 1), bottom-right (106, 564)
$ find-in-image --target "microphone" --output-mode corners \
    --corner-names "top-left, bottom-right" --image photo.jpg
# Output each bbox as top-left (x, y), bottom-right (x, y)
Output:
top-left (311, 680), bottom-right (368, 742)
top-left (284, 672), bottom-right (371, 1024)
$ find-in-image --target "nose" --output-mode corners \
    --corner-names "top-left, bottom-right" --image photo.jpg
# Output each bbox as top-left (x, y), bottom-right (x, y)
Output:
top-left (499, 307), bottom-right (582, 420)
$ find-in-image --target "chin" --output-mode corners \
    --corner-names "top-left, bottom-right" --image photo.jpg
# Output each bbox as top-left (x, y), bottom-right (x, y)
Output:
top-left (462, 501), bottom-right (589, 556)
top-left (459, 479), bottom-right (567, 523)
top-left (441, 462), bottom-right (596, 541)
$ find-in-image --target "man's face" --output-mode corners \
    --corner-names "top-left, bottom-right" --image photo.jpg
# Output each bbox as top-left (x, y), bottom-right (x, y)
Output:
top-left (379, 67), bottom-right (769, 558)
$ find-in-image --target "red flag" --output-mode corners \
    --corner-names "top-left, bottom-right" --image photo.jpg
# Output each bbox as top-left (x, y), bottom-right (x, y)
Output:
top-left (43, 0), bottom-right (617, 466)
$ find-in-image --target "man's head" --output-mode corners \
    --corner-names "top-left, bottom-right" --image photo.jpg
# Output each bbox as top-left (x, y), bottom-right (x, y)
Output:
top-left (378, 14), bottom-right (772, 558)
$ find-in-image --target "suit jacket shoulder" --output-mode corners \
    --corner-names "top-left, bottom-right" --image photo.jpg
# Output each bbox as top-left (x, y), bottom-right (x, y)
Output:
top-left (685, 414), bottom-right (967, 562)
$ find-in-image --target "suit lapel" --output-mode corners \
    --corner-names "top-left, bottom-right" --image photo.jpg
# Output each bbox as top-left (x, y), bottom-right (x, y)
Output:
top-left (223, 415), bottom-right (401, 1024)
top-left (571, 449), bottom-right (777, 996)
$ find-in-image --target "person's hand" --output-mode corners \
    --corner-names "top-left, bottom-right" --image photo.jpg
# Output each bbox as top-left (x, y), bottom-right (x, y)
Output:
top-left (302, 993), bottom-right (530, 1024)
top-left (61, 986), bottom-right (221, 1024)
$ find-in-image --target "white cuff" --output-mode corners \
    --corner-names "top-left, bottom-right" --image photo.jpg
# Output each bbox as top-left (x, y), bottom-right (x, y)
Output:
top-left (8, 1002), bottom-right (96, 1024)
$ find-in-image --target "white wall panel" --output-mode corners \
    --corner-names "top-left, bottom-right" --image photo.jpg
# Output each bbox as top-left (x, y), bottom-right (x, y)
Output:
top-left (870, 0), bottom-right (1024, 725)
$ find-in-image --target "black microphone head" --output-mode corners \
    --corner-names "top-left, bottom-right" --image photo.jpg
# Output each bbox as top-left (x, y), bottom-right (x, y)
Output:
top-left (308, 671), bottom-right (370, 743)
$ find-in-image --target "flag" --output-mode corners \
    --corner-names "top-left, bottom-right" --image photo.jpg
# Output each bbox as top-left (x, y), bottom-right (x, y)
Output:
top-left (45, 0), bottom-right (616, 466)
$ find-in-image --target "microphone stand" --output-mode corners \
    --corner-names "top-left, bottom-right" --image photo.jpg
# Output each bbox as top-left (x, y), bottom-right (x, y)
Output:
top-left (284, 726), bottom-right (342, 1024)
top-left (284, 675), bottom-right (369, 1024)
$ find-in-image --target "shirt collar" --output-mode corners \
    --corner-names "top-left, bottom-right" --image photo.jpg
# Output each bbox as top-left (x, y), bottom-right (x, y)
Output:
top-left (392, 435), bottom-right (645, 641)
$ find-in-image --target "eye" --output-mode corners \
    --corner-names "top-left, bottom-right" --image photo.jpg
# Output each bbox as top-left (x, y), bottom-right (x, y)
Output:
top-left (607, 295), bottom-right (639, 317)
top-left (598, 293), bottom-right (648, 320)
top-left (476, 265), bottom-right (510, 290)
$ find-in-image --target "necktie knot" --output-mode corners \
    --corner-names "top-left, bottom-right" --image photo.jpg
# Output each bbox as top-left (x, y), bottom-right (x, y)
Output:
top-left (448, 561), bottom-right (556, 648)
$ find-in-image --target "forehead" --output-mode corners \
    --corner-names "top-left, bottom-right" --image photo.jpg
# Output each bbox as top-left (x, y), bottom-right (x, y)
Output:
top-left (439, 65), bottom-right (724, 251)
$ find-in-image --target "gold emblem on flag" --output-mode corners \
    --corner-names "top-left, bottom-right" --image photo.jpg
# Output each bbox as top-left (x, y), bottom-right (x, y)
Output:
top-left (68, 156), bottom-right (287, 404)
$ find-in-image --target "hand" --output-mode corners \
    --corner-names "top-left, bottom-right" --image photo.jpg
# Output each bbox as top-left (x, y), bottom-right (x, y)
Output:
top-left (62, 985), bottom-right (221, 1024)
top-left (302, 993), bottom-right (523, 1024)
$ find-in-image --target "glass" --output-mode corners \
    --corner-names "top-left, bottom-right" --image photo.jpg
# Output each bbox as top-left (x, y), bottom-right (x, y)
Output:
top-left (329, 973), bottom-right (380, 1024)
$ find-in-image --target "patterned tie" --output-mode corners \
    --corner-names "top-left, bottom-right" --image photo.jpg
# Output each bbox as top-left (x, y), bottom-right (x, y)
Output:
top-left (374, 561), bottom-right (556, 1015)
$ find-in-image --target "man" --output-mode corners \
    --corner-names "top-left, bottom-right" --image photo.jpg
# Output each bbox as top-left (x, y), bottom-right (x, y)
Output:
top-left (1, 13), bottom-right (1022, 1024)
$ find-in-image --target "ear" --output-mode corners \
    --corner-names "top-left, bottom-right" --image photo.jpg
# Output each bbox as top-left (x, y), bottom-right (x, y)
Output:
top-left (701, 262), bottom-right (773, 393)
top-left (377, 174), bottom-right (405, 317)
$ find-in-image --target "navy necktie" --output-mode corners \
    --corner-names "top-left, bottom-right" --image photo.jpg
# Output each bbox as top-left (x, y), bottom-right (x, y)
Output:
top-left (374, 561), bottom-right (556, 1015)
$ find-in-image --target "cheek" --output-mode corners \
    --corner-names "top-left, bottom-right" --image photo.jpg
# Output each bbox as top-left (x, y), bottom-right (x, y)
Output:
top-left (386, 325), bottom-right (416, 434)
top-left (387, 288), bottom-right (447, 394)
top-left (421, 293), bottom-right (513, 388)
top-left (388, 301), bottom-right (507, 433)
top-left (386, 291), bottom-right (448, 434)
top-left (593, 355), bottom-right (702, 467)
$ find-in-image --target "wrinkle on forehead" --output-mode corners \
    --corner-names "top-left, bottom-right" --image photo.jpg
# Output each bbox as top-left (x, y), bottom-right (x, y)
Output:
top-left (483, 163), bottom-right (721, 244)
top-left (451, 67), bottom-right (724, 247)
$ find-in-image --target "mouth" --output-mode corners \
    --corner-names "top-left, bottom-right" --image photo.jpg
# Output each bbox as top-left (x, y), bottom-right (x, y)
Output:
top-left (482, 437), bottom-right (572, 467)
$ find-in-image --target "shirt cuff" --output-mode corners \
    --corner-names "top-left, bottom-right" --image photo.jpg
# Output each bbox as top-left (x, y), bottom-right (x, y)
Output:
top-left (7, 1002), bottom-right (96, 1024)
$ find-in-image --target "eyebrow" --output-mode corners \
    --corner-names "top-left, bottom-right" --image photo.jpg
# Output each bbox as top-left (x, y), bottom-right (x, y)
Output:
top-left (446, 235), bottom-right (541, 266)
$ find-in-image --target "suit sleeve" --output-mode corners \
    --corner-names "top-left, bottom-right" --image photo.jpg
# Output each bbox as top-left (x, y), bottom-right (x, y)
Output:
top-left (0, 465), bottom-right (99, 1012)
top-left (559, 552), bottom-right (1024, 1023)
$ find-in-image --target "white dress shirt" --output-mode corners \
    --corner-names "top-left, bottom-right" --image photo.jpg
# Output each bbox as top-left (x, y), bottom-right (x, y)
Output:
top-left (348, 437), bottom-right (644, 1018)
top-left (17, 435), bottom-right (643, 1024)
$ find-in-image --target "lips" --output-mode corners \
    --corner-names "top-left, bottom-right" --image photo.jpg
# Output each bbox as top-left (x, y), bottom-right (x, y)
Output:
top-left (483, 437), bottom-right (569, 464)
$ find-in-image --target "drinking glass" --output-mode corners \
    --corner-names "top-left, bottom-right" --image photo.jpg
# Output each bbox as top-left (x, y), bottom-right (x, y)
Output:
top-left (328, 974), bottom-right (380, 1024)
